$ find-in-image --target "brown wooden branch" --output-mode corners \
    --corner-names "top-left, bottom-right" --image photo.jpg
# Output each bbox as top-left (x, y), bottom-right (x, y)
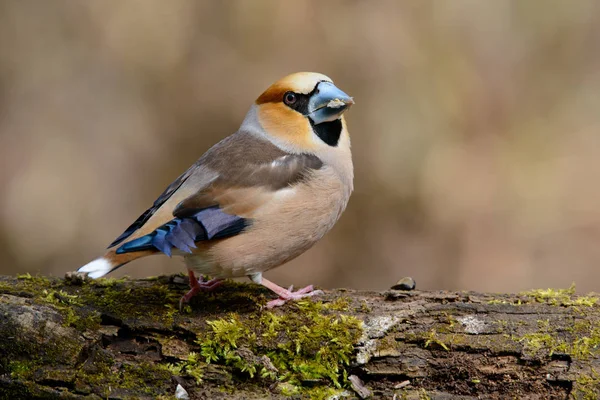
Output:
top-left (0, 274), bottom-right (598, 399)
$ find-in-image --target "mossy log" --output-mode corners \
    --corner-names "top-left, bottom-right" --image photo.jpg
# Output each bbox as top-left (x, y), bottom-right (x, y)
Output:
top-left (1, 274), bottom-right (599, 399)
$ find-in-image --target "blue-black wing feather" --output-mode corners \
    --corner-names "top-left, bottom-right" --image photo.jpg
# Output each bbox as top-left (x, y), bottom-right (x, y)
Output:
top-left (115, 206), bottom-right (248, 256)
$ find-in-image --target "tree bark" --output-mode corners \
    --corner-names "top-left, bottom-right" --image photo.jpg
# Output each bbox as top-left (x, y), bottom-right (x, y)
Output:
top-left (0, 274), bottom-right (598, 399)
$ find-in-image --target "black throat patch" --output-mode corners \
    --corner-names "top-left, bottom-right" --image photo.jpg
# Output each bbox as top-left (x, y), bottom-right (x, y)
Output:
top-left (310, 118), bottom-right (342, 147)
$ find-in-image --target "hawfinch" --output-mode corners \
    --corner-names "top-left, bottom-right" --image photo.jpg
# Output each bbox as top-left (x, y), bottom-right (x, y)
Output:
top-left (78, 72), bottom-right (354, 308)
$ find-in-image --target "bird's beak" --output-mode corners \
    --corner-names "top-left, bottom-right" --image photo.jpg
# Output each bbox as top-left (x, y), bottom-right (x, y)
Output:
top-left (307, 81), bottom-right (354, 125)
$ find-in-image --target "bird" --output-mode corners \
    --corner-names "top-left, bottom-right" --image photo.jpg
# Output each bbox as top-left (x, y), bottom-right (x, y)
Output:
top-left (78, 72), bottom-right (354, 309)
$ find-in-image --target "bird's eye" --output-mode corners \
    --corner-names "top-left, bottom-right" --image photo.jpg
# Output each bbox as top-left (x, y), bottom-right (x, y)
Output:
top-left (284, 92), bottom-right (297, 105)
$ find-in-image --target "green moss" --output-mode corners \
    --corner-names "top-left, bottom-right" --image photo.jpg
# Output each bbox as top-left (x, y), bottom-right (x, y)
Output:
top-left (567, 320), bottom-right (600, 360)
top-left (302, 386), bottom-right (349, 400)
top-left (423, 329), bottom-right (449, 351)
top-left (357, 300), bottom-right (372, 313)
top-left (324, 297), bottom-right (351, 311)
top-left (419, 388), bottom-right (432, 400)
top-left (0, 275), bottom-right (103, 332)
top-left (495, 319), bottom-right (509, 332)
top-left (16, 273), bottom-right (52, 285)
top-left (164, 353), bottom-right (205, 384)
top-left (174, 300), bottom-right (363, 394)
top-left (2, 310), bottom-right (84, 382)
top-left (517, 319), bottom-right (558, 357)
top-left (444, 313), bottom-right (457, 330)
top-left (432, 312), bottom-right (458, 335)
top-left (202, 315), bottom-right (255, 358)
top-left (276, 382), bottom-right (300, 396)
top-left (521, 284), bottom-right (575, 305)
top-left (265, 301), bottom-right (362, 387)
top-left (518, 332), bottom-right (556, 355)
top-left (515, 318), bottom-right (600, 361)
top-left (521, 283), bottom-right (599, 307)
top-left (0, 274), bottom-right (55, 296)
top-left (72, 352), bottom-right (172, 398)
top-left (72, 278), bottom-right (181, 326)
top-left (375, 335), bottom-right (400, 356)
top-left (121, 362), bottom-right (172, 390)
top-left (574, 369), bottom-right (600, 400)
top-left (93, 276), bottom-right (129, 287)
top-left (8, 361), bottom-right (33, 379)
top-left (198, 314), bottom-right (261, 378)
top-left (572, 296), bottom-right (599, 307)
top-left (36, 289), bottom-right (101, 331)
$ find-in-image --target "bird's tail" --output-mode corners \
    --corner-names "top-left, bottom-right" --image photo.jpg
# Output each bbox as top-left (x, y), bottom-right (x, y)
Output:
top-left (78, 249), bottom-right (155, 278)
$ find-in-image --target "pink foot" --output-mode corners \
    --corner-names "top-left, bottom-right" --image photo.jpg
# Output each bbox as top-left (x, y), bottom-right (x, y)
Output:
top-left (179, 271), bottom-right (223, 310)
top-left (261, 280), bottom-right (324, 308)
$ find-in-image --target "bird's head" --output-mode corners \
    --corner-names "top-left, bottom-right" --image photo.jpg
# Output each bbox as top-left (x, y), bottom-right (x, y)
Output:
top-left (250, 72), bottom-right (354, 153)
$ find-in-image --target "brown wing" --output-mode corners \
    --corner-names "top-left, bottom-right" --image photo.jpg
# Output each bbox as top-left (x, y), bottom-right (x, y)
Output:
top-left (108, 130), bottom-right (322, 248)
top-left (113, 152), bottom-right (323, 256)
top-left (173, 153), bottom-right (323, 218)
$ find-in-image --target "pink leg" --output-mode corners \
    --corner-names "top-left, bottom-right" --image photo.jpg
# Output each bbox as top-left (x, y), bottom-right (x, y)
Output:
top-left (259, 277), bottom-right (323, 308)
top-left (179, 270), bottom-right (223, 310)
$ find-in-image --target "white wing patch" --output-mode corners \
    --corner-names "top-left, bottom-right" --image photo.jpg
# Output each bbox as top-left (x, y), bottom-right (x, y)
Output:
top-left (272, 187), bottom-right (297, 201)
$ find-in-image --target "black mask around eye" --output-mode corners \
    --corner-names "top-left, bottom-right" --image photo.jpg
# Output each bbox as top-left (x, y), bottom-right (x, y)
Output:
top-left (283, 91), bottom-right (311, 115)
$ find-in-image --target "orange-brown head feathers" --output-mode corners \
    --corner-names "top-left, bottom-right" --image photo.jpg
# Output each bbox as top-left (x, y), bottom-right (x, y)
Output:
top-left (252, 72), bottom-right (354, 153)
top-left (256, 72), bottom-right (334, 104)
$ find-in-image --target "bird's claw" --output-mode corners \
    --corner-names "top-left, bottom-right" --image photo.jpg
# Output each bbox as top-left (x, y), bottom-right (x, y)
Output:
top-left (179, 275), bottom-right (223, 311)
top-left (265, 285), bottom-right (324, 308)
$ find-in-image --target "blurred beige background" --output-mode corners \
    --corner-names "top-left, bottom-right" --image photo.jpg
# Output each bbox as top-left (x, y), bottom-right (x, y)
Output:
top-left (2, 0), bottom-right (600, 293)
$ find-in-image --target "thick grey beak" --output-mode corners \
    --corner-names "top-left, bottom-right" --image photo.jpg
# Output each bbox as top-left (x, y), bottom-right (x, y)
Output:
top-left (307, 81), bottom-right (354, 125)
